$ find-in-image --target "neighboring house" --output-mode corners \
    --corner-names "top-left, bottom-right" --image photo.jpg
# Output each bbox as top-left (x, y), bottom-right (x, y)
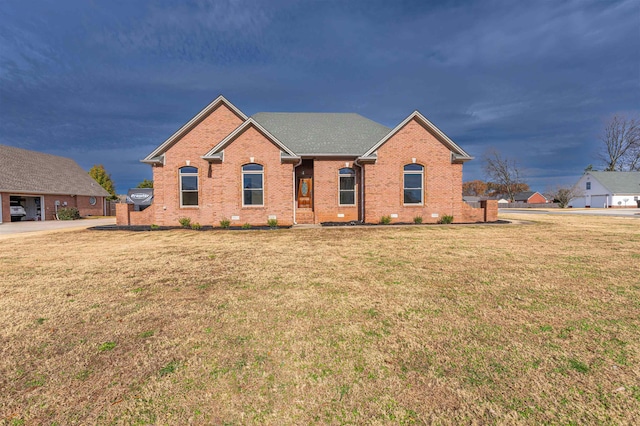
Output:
top-left (117, 95), bottom-right (497, 226)
top-left (497, 198), bottom-right (509, 204)
top-left (0, 145), bottom-right (109, 223)
top-left (513, 191), bottom-right (548, 204)
top-left (569, 171), bottom-right (640, 208)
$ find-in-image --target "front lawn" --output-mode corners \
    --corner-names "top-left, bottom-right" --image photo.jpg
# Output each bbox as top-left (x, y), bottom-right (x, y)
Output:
top-left (1, 214), bottom-right (639, 424)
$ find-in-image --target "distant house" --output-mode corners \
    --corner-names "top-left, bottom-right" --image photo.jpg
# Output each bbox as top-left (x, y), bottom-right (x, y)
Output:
top-left (0, 145), bottom-right (109, 223)
top-left (497, 198), bottom-right (509, 204)
top-left (569, 171), bottom-right (640, 208)
top-left (513, 191), bottom-right (547, 204)
top-left (117, 95), bottom-right (498, 226)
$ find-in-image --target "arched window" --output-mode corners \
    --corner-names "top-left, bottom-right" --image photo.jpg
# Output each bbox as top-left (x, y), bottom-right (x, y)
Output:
top-left (403, 164), bottom-right (424, 205)
top-left (179, 166), bottom-right (198, 207)
top-left (242, 163), bottom-right (264, 206)
top-left (339, 168), bottom-right (356, 206)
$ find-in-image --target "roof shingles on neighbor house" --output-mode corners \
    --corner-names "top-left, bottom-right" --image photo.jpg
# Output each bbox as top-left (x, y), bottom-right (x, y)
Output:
top-left (0, 144), bottom-right (109, 223)
top-left (0, 144), bottom-right (109, 197)
top-left (586, 171), bottom-right (640, 194)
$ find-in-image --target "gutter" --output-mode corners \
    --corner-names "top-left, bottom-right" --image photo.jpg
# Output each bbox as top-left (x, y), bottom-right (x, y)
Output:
top-left (354, 158), bottom-right (365, 223)
top-left (292, 158), bottom-right (302, 224)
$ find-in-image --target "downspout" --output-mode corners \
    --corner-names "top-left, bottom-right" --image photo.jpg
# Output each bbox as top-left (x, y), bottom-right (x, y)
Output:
top-left (293, 158), bottom-right (302, 224)
top-left (354, 158), bottom-right (364, 223)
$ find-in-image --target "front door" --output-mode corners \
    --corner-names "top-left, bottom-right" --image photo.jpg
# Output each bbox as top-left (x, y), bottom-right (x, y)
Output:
top-left (298, 178), bottom-right (313, 209)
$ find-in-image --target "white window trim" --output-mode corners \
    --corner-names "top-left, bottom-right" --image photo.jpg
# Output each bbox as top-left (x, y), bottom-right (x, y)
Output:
top-left (179, 167), bottom-right (199, 208)
top-left (403, 165), bottom-right (424, 206)
top-left (242, 164), bottom-right (264, 207)
top-left (338, 168), bottom-right (356, 207)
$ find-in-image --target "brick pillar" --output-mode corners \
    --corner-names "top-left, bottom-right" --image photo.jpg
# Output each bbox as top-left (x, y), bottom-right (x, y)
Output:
top-left (115, 203), bottom-right (133, 225)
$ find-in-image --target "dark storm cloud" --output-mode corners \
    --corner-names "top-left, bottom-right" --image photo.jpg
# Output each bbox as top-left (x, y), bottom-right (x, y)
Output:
top-left (1, 0), bottom-right (638, 191)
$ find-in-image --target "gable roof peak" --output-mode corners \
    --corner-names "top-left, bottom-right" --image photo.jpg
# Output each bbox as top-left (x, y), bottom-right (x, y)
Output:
top-left (142, 95), bottom-right (247, 163)
top-left (361, 110), bottom-right (473, 161)
top-left (202, 117), bottom-right (297, 159)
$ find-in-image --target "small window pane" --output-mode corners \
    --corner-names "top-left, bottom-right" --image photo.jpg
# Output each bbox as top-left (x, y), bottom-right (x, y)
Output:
top-left (243, 163), bottom-right (263, 171)
top-left (244, 190), bottom-right (263, 205)
top-left (404, 189), bottom-right (422, 204)
top-left (244, 174), bottom-right (263, 189)
top-left (586, 182), bottom-right (591, 190)
top-left (404, 164), bottom-right (423, 171)
top-left (181, 176), bottom-right (198, 191)
top-left (182, 192), bottom-right (198, 206)
top-left (404, 174), bottom-right (422, 189)
top-left (340, 191), bottom-right (355, 205)
top-left (180, 166), bottom-right (198, 174)
top-left (340, 176), bottom-right (355, 190)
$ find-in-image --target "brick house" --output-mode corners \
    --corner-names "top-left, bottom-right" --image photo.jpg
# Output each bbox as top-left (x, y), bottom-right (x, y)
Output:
top-left (0, 144), bottom-right (109, 223)
top-left (118, 96), bottom-right (496, 226)
top-left (513, 191), bottom-right (548, 204)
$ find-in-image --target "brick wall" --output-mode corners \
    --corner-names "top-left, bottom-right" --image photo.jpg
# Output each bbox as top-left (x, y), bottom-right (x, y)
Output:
top-left (526, 193), bottom-right (547, 204)
top-left (362, 119), bottom-right (466, 224)
top-left (313, 160), bottom-right (359, 223)
top-left (212, 126), bottom-right (294, 226)
top-left (139, 104), bottom-right (295, 227)
top-left (149, 103), bottom-right (245, 226)
top-left (0, 193), bottom-right (8, 223)
top-left (116, 203), bottom-right (154, 226)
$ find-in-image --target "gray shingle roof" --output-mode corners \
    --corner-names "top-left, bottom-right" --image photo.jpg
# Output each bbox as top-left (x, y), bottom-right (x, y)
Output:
top-left (0, 144), bottom-right (110, 197)
top-left (252, 112), bottom-right (391, 155)
top-left (513, 191), bottom-right (537, 201)
top-left (589, 171), bottom-right (640, 194)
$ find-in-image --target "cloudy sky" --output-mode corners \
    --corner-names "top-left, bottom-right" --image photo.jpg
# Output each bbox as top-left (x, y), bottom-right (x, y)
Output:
top-left (1, 0), bottom-right (638, 192)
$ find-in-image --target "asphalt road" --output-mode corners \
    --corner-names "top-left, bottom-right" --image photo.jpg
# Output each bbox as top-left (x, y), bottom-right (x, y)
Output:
top-left (500, 208), bottom-right (640, 218)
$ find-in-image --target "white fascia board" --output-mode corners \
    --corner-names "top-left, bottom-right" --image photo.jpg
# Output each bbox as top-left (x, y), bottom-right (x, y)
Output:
top-left (203, 118), bottom-right (297, 158)
top-left (299, 153), bottom-right (361, 158)
top-left (142, 95), bottom-right (248, 162)
top-left (362, 111), bottom-right (473, 160)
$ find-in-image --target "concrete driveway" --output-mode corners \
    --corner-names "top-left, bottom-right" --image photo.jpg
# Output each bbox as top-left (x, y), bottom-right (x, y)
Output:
top-left (0, 217), bottom-right (116, 239)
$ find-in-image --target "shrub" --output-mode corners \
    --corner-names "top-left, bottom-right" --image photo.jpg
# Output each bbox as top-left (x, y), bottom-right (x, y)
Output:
top-left (413, 216), bottom-right (423, 224)
top-left (57, 207), bottom-right (80, 220)
top-left (380, 215), bottom-right (392, 225)
top-left (190, 222), bottom-right (202, 230)
top-left (267, 218), bottom-right (278, 229)
top-left (438, 215), bottom-right (454, 224)
top-left (150, 224), bottom-right (159, 230)
top-left (241, 223), bottom-right (252, 229)
top-left (178, 217), bottom-right (191, 227)
top-left (219, 218), bottom-right (231, 229)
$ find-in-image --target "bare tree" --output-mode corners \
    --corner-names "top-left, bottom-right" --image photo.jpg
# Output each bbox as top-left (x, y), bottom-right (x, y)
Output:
top-left (599, 114), bottom-right (640, 171)
top-left (547, 184), bottom-right (582, 208)
top-left (482, 149), bottom-right (525, 202)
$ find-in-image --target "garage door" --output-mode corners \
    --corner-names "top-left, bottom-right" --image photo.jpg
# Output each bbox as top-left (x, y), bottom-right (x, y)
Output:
top-left (590, 195), bottom-right (608, 208)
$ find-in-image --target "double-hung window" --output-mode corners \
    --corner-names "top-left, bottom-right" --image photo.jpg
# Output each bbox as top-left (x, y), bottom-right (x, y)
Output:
top-left (242, 164), bottom-right (264, 206)
top-left (403, 164), bottom-right (424, 205)
top-left (179, 166), bottom-right (199, 207)
top-left (339, 168), bottom-right (356, 206)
